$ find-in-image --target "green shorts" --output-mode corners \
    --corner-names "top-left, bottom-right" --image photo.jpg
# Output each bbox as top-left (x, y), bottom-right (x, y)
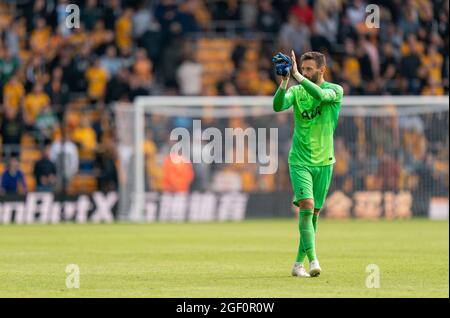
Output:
top-left (289, 164), bottom-right (334, 209)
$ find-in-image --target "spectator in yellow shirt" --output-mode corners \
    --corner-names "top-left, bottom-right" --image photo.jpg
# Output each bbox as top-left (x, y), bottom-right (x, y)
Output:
top-left (68, 24), bottom-right (89, 50)
top-left (115, 8), bottom-right (133, 51)
top-left (133, 48), bottom-right (153, 86)
top-left (90, 19), bottom-right (114, 50)
top-left (422, 45), bottom-right (443, 83)
top-left (342, 39), bottom-right (361, 87)
top-left (249, 70), bottom-right (276, 95)
top-left (72, 117), bottom-right (97, 161)
top-left (400, 33), bottom-right (425, 57)
top-left (421, 77), bottom-right (445, 95)
top-left (3, 74), bottom-right (24, 112)
top-left (85, 58), bottom-right (109, 102)
top-left (23, 83), bottom-right (50, 124)
top-left (30, 18), bottom-right (51, 54)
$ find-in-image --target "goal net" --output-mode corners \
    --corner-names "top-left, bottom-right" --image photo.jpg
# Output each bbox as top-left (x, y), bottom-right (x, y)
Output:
top-left (115, 96), bottom-right (449, 222)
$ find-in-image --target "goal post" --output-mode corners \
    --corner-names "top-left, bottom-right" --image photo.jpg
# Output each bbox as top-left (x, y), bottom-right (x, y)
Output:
top-left (115, 95), bottom-right (449, 222)
top-left (129, 96), bottom-right (276, 221)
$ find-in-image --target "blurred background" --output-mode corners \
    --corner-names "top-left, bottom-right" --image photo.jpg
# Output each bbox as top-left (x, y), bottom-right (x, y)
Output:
top-left (0, 0), bottom-right (448, 220)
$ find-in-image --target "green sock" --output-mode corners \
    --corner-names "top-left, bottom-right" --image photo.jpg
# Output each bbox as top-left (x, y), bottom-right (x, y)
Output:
top-left (296, 213), bottom-right (319, 263)
top-left (296, 209), bottom-right (317, 263)
top-left (312, 214), bottom-right (319, 233)
top-left (298, 209), bottom-right (316, 262)
top-left (296, 236), bottom-right (306, 263)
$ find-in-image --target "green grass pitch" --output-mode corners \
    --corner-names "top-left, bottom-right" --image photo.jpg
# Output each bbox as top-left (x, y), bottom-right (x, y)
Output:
top-left (0, 218), bottom-right (448, 297)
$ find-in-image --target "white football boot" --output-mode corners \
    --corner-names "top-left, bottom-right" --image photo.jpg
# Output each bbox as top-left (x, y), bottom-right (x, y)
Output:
top-left (291, 262), bottom-right (311, 277)
top-left (309, 260), bottom-right (322, 277)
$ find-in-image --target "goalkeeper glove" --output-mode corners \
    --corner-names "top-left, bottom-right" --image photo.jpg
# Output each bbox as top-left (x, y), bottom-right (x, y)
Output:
top-left (272, 52), bottom-right (292, 77)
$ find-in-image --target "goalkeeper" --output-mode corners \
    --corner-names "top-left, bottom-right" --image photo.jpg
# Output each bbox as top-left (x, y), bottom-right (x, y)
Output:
top-left (272, 51), bottom-right (343, 278)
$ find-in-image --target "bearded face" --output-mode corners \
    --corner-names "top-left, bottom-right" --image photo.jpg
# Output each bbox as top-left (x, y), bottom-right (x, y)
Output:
top-left (301, 59), bottom-right (324, 84)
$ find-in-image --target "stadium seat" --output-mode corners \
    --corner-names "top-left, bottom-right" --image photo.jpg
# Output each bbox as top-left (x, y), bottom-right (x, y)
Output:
top-left (68, 175), bottom-right (97, 194)
top-left (20, 148), bottom-right (41, 162)
top-left (195, 38), bottom-right (261, 92)
top-left (25, 175), bottom-right (36, 192)
top-left (21, 134), bottom-right (36, 146)
top-left (66, 110), bottom-right (82, 129)
top-left (20, 162), bottom-right (33, 175)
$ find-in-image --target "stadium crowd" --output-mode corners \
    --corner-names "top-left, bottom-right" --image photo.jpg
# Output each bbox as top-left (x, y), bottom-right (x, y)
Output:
top-left (0, 0), bottom-right (448, 213)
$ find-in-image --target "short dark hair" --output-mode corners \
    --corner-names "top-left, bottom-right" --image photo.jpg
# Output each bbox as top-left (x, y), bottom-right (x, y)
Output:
top-left (300, 51), bottom-right (326, 68)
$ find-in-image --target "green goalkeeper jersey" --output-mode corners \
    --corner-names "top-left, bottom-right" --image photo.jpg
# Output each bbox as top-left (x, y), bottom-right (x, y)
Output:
top-left (273, 78), bottom-right (344, 166)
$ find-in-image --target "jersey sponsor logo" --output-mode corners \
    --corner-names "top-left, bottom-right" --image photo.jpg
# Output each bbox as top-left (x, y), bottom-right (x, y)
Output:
top-left (301, 106), bottom-right (322, 120)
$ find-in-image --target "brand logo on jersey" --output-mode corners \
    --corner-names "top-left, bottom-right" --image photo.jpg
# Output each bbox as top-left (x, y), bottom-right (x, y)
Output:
top-left (301, 106), bottom-right (322, 120)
